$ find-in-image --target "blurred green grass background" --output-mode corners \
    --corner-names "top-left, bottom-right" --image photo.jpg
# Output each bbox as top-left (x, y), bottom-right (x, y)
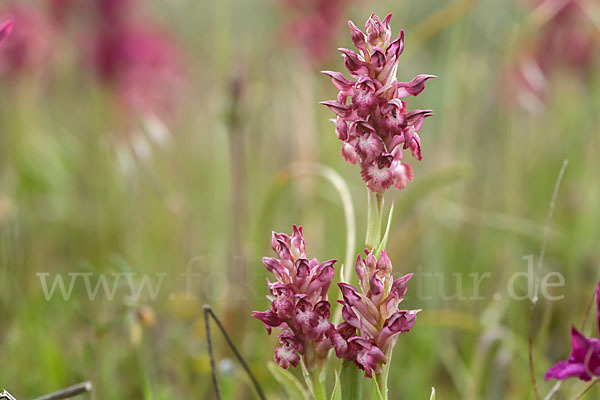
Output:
top-left (1, 0), bottom-right (599, 398)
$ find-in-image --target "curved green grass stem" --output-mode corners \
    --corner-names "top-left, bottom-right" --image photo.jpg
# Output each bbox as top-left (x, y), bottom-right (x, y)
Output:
top-left (289, 162), bottom-right (356, 283)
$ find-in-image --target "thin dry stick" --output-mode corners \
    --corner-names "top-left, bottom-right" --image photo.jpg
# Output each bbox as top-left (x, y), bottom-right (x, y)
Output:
top-left (31, 382), bottom-right (92, 400)
top-left (203, 305), bottom-right (267, 400)
top-left (204, 305), bottom-right (222, 400)
top-left (529, 159), bottom-right (569, 400)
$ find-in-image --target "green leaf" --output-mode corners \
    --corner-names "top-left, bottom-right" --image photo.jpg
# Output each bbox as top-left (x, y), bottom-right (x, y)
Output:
top-left (375, 201), bottom-right (395, 256)
top-left (267, 362), bottom-right (310, 400)
top-left (429, 387), bottom-right (436, 400)
top-left (371, 378), bottom-right (384, 400)
top-left (365, 190), bottom-right (384, 250)
top-left (330, 370), bottom-right (342, 400)
top-left (340, 359), bottom-right (363, 400)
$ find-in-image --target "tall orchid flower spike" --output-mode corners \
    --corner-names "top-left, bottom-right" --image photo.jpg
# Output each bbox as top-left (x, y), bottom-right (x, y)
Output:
top-left (253, 226), bottom-right (337, 375)
top-left (545, 281), bottom-right (600, 381)
top-left (321, 13), bottom-right (435, 193)
top-left (333, 249), bottom-right (420, 379)
top-left (0, 20), bottom-right (13, 43)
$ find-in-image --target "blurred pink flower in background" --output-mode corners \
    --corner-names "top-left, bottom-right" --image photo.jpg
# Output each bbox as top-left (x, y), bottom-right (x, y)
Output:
top-left (90, 24), bottom-right (184, 118)
top-left (532, 0), bottom-right (596, 72)
top-left (508, 0), bottom-right (598, 113)
top-left (88, 0), bottom-right (185, 119)
top-left (0, 3), bottom-right (55, 75)
top-left (281, 0), bottom-right (354, 65)
top-left (0, 20), bottom-right (12, 44)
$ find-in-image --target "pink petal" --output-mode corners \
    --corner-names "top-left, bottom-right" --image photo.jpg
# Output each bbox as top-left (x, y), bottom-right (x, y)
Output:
top-left (360, 163), bottom-right (394, 193)
top-left (396, 74), bottom-right (437, 98)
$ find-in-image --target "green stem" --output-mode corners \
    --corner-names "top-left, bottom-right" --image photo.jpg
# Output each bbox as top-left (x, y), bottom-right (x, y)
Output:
top-left (375, 372), bottom-right (388, 400)
top-left (375, 347), bottom-right (393, 400)
top-left (365, 190), bottom-right (385, 250)
top-left (309, 368), bottom-right (327, 400)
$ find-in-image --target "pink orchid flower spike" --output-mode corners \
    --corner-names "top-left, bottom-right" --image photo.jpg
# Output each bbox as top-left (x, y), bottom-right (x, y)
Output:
top-left (321, 13), bottom-right (436, 193)
top-left (332, 249), bottom-right (420, 378)
top-left (252, 226), bottom-right (337, 372)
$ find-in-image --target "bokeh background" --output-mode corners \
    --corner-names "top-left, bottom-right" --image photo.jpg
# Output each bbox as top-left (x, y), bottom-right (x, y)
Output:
top-left (1, 0), bottom-right (599, 398)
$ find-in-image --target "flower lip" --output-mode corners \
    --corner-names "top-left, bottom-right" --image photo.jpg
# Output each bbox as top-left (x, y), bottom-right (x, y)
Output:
top-left (348, 337), bottom-right (386, 378)
top-left (274, 343), bottom-right (301, 369)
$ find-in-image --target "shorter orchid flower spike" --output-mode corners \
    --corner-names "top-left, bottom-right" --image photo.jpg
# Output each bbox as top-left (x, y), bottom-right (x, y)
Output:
top-left (333, 249), bottom-right (419, 377)
top-left (0, 20), bottom-right (13, 43)
top-left (545, 281), bottom-right (600, 382)
top-left (253, 226), bottom-right (337, 372)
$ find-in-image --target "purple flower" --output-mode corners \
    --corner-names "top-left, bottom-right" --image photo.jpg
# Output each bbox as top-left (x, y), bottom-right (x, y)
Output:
top-left (321, 14), bottom-right (435, 193)
top-left (348, 337), bottom-right (386, 378)
top-left (253, 226), bottom-right (337, 370)
top-left (89, 22), bottom-right (184, 118)
top-left (545, 281), bottom-right (600, 381)
top-left (334, 249), bottom-right (419, 377)
top-left (281, 0), bottom-right (354, 65)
